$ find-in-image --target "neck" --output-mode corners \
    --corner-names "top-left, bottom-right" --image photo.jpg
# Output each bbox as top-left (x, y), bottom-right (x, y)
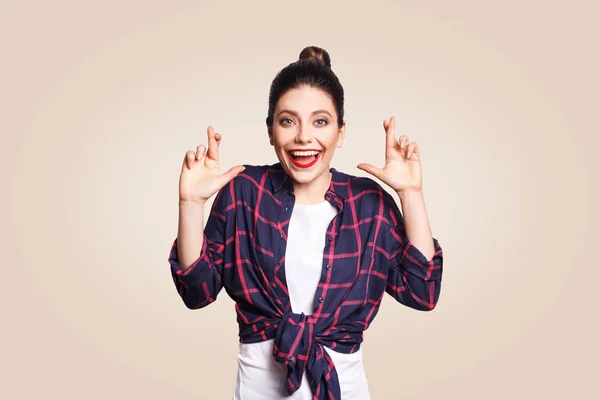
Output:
top-left (292, 169), bottom-right (332, 204)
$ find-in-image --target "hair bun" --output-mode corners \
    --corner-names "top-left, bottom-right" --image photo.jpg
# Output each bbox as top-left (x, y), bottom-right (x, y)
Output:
top-left (298, 46), bottom-right (331, 68)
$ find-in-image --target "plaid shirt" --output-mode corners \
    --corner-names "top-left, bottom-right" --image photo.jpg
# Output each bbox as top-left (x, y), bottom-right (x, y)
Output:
top-left (169, 163), bottom-right (444, 399)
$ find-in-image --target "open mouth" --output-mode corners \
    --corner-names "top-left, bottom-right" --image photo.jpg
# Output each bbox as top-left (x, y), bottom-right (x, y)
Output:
top-left (288, 150), bottom-right (322, 168)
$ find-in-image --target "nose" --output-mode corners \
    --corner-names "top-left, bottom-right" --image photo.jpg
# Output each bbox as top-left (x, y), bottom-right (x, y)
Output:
top-left (294, 124), bottom-right (313, 144)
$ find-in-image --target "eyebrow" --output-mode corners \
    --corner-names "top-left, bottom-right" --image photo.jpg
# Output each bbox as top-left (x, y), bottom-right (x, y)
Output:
top-left (277, 109), bottom-right (333, 118)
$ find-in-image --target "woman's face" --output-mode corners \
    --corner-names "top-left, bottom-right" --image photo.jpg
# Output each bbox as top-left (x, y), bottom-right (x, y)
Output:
top-left (268, 85), bottom-right (345, 188)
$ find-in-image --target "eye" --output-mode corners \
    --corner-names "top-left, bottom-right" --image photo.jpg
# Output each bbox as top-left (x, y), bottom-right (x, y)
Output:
top-left (315, 119), bottom-right (328, 126)
top-left (280, 118), bottom-right (294, 126)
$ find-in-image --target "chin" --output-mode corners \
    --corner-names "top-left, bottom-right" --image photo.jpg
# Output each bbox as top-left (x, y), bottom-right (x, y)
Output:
top-left (288, 163), bottom-right (332, 186)
top-left (287, 169), bottom-right (321, 184)
top-left (278, 153), bottom-right (330, 185)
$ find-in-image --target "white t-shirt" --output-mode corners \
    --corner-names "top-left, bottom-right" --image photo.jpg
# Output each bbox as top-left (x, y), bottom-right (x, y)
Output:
top-left (234, 201), bottom-right (371, 399)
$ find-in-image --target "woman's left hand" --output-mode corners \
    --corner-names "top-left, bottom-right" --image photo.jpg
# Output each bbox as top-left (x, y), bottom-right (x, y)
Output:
top-left (357, 116), bottom-right (423, 193)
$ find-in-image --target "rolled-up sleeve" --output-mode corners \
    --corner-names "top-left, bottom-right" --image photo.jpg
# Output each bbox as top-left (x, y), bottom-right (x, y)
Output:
top-left (168, 188), bottom-right (229, 310)
top-left (385, 199), bottom-right (444, 311)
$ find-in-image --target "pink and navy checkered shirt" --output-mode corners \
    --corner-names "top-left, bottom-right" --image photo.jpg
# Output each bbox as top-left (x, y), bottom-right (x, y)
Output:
top-left (169, 163), bottom-right (444, 399)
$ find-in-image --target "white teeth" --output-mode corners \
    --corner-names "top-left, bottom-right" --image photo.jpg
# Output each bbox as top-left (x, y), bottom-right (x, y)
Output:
top-left (290, 150), bottom-right (320, 156)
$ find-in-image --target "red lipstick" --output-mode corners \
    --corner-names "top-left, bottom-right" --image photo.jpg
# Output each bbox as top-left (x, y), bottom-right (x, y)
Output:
top-left (288, 150), bottom-right (322, 168)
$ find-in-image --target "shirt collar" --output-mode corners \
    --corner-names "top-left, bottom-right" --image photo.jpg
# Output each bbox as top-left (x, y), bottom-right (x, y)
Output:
top-left (268, 162), bottom-right (349, 202)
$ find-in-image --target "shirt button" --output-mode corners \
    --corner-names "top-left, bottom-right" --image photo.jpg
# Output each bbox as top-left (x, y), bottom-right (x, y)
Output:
top-left (328, 236), bottom-right (333, 241)
top-left (273, 350), bottom-right (277, 356)
top-left (318, 297), bottom-right (324, 303)
top-left (326, 264), bottom-right (331, 270)
top-left (287, 356), bottom-right (293, 361)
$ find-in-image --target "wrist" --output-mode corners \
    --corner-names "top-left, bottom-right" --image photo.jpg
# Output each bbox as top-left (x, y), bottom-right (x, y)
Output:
top-left (396, 189), bottom-right (424, 201)
top-left (179, 198), bottom-right (207, 208)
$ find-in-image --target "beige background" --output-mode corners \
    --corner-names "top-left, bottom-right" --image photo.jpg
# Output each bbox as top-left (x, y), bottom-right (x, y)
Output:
top-left (2, 0), bottom-right (598, 399)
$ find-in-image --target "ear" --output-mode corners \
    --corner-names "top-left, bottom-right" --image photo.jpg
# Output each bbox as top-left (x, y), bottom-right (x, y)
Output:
top-left (336, 121), bottom-right (346, 148)
top-left (267, 126), bottom-right (274, 146)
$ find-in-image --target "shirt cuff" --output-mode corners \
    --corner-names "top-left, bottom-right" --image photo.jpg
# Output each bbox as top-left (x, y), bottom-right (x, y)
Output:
top-left (397, 237), bottom-right (443, 281)
top-left (169, 236), bottom-right (209, 286)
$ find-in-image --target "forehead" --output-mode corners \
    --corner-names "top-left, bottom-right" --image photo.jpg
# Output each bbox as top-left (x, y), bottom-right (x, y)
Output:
top-left (276, 86), bottom-right (335, 114)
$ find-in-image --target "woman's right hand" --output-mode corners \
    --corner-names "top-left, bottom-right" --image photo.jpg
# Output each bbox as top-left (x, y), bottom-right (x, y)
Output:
top-left (179, 126), bottom-right (245, 204)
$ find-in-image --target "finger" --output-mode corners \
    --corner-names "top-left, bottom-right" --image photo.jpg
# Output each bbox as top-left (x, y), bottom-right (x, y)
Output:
top-left (385, 116), bottom-right (397, 150)
top-left (206, 126), bottom-right (219, 161)
top-left (195, 144), bottom-right (206, 159)
top-left (184, 150), bottom-right (196, 170)
top-left (406, 142), bottom-right (418, 159)
top-left (214, 131), bottom-right (222, 152)
top-left (216, 165), bottom-right (246, 189)
top-left (357, 163), bottom-right (384, 179)
top-left (397, 135), bottom-right (409, 149)
top-left (383, 118), bottom-right (389, 131)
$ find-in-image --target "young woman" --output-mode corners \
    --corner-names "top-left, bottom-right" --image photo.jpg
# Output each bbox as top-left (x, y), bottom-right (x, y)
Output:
top-left (169, 46), bottom-right (444, 400)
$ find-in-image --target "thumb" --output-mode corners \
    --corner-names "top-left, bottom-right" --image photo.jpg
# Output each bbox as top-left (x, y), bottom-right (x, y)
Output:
top-left (357, 163), bottom-right (383, 179)
top-left (216, 165), bottom-right (246, 189)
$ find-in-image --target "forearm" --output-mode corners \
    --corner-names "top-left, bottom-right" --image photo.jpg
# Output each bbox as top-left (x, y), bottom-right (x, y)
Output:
top-left (396, 190), bottom-right (435, 261)
top-left (177, 199), bottom-right (206, 270)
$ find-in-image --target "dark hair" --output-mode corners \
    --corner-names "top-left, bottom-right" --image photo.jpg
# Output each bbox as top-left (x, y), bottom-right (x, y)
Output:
top-left (265, 46), bottom-right (345, 127)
